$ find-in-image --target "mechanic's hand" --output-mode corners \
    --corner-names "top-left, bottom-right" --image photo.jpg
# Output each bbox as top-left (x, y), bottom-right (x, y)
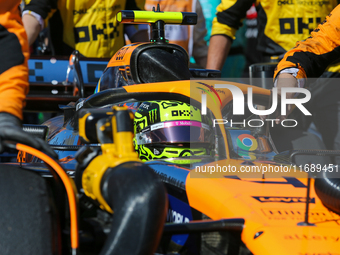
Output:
top-left (274, 73), bottom-right (299, 124)
top-left (0, 112), bottom-right (58, 159)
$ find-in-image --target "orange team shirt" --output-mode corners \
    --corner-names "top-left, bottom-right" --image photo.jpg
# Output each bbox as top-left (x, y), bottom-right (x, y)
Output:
top-left (275, 4), bottom-right (340, 79)
top-left (0, 0), bottom-right (29, 120)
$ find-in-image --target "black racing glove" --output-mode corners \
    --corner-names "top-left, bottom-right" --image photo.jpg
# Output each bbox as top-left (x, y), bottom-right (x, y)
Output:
top-left (0, 112), bottom-right (58, 159)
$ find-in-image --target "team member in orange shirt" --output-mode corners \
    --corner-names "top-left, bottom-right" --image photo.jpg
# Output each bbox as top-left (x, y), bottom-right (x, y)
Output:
top-left (275, 4), bottom-right (340, 162)
top-left (0, 1), bottom-right (56, 157)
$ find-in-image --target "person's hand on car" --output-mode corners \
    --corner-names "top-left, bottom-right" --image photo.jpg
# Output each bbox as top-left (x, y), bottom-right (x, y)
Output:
top-left (274, 73), bottom-right (299, 124)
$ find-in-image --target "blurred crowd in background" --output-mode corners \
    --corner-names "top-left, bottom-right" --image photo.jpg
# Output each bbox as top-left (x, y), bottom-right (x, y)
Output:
top-left (21, 0), bottom-right (340, 154)
top-left (22, 0), bottom-right (259, 79)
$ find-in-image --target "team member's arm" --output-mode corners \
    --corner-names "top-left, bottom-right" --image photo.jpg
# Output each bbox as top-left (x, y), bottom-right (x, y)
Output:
top-left (206, 35), bottom-right (232, 70)
top-left (22, 0), bottom-right (56, 46)
top-left (22, 14), bottom-right (40, 45)
top-left (192, 0), bottom-right (208, 68)
top-left (0, 1), bottom-right (57, 157)
top-left (274, 4), bottom-right (340, 80)
top-left (273, 4), bottom-right (340, 120)
top-left (206, 0), bottom-right (254, 70)
top-left (0, 2), bottom-right (29, 119)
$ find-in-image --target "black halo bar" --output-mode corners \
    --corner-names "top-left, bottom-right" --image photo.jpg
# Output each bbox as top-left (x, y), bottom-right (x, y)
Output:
top-left (290, 149), bottom-right (340, 163)
top-left (50, 145), bottom-right (101, 151)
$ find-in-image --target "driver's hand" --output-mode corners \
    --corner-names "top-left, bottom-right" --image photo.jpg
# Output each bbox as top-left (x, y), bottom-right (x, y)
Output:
top-left (274, 73), bottom-right (299, 124)
top-left (0, 112), bottom-right (58, 159)
top-left (260, 73), bottom-right (298, 123)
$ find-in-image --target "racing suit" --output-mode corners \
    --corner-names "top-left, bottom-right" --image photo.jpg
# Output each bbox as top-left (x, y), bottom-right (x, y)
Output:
top-left (275, 4), bottom-right (340, 156)
top-left (0, 1), bottom-right (29, 120)
top-left (23, 0), bottom-right (142, 58)
top-left (212, 0), bottom-right (339, 60)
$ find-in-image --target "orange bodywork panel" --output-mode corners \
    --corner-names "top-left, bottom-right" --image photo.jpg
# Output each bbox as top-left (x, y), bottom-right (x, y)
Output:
top-left (186, 159), bottom-right (340, 254)
top-left (107, 43), bottom-right (149, 68)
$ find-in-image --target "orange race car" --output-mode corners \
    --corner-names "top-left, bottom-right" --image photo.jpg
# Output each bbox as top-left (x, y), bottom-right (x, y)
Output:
top-left (2, 9), bottom-right (340, 255)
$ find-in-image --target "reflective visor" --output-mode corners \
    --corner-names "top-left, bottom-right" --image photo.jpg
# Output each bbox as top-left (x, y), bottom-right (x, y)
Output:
top-left (135, 120), bottom-right (211, 145)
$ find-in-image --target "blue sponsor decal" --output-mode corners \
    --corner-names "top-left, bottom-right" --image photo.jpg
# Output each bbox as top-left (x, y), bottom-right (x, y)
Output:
top-left (167, 194), bottom-right (193, 246)
top-left (167, 194), bottom-right (192, 224)
top-left (145, 163), bottom-right (192, 247)
top-left (224, 176), bottom-right (307, 188)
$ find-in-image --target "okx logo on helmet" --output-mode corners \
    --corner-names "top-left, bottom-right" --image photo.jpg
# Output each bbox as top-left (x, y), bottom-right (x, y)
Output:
top-left (133, 101), bottom-right (213, 163)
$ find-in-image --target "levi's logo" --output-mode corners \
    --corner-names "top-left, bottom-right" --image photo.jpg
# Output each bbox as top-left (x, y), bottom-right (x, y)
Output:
top-left (252, 196), bottom-right (315, 203)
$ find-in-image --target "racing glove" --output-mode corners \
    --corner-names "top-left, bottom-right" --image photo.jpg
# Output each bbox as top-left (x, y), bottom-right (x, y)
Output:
top-left (0, 112), bottom-right (58, 159)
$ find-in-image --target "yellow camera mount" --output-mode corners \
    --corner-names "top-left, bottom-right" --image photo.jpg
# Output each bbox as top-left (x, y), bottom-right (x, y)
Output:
top-left (117, 5), bottom-right (197, 43)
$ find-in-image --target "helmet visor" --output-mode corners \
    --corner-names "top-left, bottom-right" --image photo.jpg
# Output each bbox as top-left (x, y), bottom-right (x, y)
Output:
top-left (135, 120), bottom-right (211, 145)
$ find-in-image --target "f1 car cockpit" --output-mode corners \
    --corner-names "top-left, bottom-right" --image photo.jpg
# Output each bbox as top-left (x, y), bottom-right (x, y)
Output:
top-left (2, 7), bottom-right (340, 255)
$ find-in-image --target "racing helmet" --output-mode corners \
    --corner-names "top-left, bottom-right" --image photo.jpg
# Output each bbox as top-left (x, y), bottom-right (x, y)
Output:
top-left (133, 100), bottom-right (213, 162)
